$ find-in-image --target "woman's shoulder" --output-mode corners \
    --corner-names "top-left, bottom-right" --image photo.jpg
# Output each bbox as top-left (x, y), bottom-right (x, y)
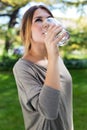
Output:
top-left (13, 58), bottom-right (35, 74)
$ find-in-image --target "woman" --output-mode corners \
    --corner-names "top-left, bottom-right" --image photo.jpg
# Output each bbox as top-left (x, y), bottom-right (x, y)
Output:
top-left (13, 4), bottom-right (74, 130)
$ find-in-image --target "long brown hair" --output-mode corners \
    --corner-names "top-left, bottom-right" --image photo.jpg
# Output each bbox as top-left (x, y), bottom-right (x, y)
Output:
top-left (20, 5), bottom-right (53, 55)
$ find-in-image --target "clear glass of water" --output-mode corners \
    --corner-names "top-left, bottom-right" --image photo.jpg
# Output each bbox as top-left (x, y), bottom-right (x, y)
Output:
top-left (42, 17), bottom-right (70, 46)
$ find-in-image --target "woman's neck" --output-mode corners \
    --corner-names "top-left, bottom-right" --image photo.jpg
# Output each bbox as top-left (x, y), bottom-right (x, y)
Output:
top-left (23, 45), bottom-right (48, 67)
top-left (30, 43), bottom-right (47, 60)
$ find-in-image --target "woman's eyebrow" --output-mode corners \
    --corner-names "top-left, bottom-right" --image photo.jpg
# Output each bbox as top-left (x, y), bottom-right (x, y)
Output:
top-left (33, 15), bottom-right (51, 20)
top-left (33, 16), bottom-right (42, 20)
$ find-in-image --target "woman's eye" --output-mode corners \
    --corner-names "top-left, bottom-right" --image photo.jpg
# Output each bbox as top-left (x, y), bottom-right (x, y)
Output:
top-left (35, 18), bottom-right (42, 22)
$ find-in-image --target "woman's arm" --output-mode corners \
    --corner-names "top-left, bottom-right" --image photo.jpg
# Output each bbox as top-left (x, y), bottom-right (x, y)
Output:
top-left (44, 24), bottom-right (65, 90)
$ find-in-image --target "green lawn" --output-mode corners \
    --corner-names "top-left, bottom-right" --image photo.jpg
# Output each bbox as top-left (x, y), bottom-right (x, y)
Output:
top-left (0, 71), bottom-right (24, 130)
top-left (70, 69), bottom-right (87, 130)
top-left (0, 69), bottom-right (87, 130)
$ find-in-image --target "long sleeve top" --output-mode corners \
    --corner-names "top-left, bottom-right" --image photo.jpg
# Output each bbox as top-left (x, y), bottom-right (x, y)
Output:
top-left (13, 56), bottom-right (74, 130)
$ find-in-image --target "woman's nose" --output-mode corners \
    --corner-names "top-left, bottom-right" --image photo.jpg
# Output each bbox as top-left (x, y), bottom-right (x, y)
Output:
top-left (42, 20), bottom-right (49, 32)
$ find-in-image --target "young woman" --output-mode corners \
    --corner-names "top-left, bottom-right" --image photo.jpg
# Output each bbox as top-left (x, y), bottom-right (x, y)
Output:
top-left (13, 4), bottom-right (74, 130)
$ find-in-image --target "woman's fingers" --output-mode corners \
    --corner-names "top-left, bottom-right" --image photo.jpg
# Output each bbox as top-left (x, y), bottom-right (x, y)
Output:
top-left (44, 24), bottom-right (63, 45)
top-left (54, 31), bottom-right (66, 45)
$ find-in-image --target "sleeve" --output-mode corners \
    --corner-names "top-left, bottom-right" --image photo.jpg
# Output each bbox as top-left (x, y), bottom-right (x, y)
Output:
top-left (13, 62), bottom-right (61, 120)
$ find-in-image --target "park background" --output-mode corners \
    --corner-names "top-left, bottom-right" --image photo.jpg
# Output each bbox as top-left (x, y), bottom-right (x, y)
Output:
top-left (0, 0), bottom-right (87, 130)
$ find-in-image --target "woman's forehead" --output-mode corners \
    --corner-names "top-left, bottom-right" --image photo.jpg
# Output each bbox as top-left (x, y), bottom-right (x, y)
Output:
top-left (33, 8), bottom-right (51, 19)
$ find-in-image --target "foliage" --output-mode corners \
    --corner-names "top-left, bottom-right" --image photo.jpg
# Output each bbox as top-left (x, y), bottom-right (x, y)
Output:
top-left (0, 51), bottom-right (87, 71)
top-left (64, 58), bottom-right (87, 69)
top-left (1, 0), bottom-right (56, 7)
top-left (1, 0), bottom-right (30, 7)
top-left (0, 55), bottom-right (19, 71)
top-left (76, 17), bottom-right (87, 32)
top-left (64, 17), bottom-right (87, 49)
top-left (0, 0), bottom-right (87, 52)
top-left (69, 31), bottom-right (87, 48)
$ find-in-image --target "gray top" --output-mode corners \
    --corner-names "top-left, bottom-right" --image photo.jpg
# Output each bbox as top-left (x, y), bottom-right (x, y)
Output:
top-left (13, 57), bottom-right (73, 130)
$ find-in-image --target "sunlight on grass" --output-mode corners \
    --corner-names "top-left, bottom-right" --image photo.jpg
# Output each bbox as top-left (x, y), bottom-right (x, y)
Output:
top-left (0, 74), bottom-right (9, 80)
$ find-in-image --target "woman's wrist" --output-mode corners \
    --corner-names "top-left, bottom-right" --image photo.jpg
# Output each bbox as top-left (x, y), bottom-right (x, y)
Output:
top-left (48, 55), bottom-right (59, 65)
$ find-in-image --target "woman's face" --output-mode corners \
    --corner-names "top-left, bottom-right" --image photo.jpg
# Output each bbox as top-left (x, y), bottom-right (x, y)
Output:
top-left (31, 8), bottom-right (51, 44)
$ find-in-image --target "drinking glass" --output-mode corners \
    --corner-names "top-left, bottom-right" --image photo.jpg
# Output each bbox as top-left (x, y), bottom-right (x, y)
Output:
top-left (42, 17), bottom-right (70, 46)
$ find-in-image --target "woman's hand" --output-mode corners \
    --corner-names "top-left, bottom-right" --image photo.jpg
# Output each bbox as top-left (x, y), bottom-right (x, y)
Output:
top-left (44, 24), bottom-right (65, 61)
top-left (43, 23), bottom-right (63, 90)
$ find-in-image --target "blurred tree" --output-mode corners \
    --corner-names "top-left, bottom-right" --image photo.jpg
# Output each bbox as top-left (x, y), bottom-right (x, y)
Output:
top-left (0, 0), bottom-right (87, 52)
top-left (0, 0), bottom-right (30, 52)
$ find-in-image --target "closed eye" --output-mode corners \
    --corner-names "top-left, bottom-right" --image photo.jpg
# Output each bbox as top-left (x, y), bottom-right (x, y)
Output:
top-left (35, 18), bottom-right (43, 22)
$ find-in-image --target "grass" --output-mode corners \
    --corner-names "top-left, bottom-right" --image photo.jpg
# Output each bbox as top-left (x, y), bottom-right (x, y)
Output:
top-left (0, 69), bottom-right (87, 130)
top-left (0, 71), bottom-right (24, 130)
top-left (69, 69), bottom-right (87, 130)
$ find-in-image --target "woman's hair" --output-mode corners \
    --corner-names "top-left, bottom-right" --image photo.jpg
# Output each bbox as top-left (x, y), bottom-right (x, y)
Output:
top-left (20, 4), bottom-right (53, 55)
